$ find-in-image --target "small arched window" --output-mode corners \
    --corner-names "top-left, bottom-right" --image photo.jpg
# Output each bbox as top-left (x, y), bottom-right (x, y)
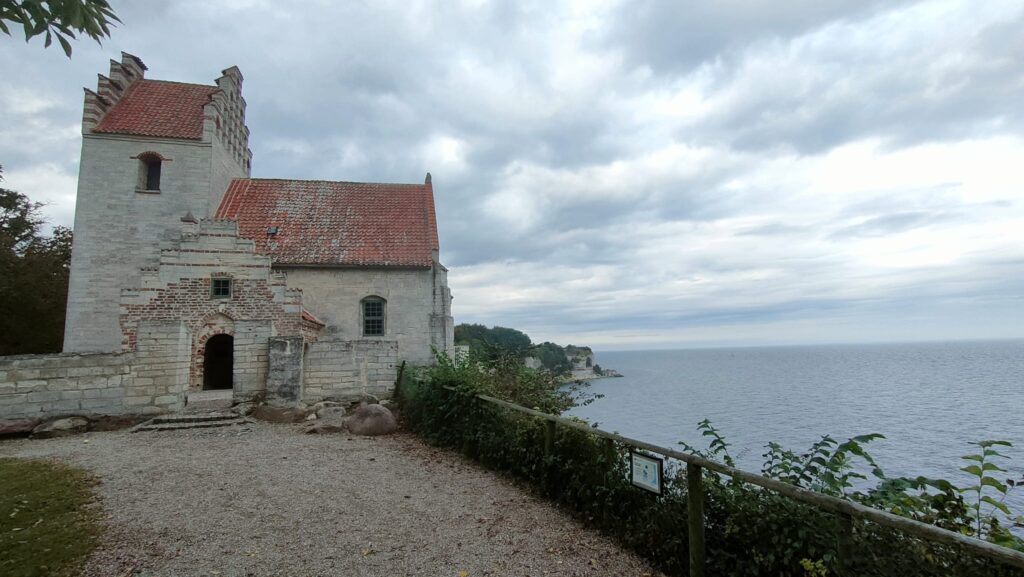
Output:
top-left (137, 152), bottom-right (163, 191)
top-left (362, 296), bottom-right (386, 336)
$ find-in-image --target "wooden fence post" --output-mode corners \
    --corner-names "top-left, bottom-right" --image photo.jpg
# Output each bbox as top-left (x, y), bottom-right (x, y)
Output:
top-left (837, 513), bottom-right (853, 575)
top-left (544, 420), bottom-right (556, 456)
top-left (687, 463), bottom-right (706, 577)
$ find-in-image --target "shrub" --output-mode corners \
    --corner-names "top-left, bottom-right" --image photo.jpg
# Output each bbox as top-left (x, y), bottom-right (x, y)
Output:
top-left (398, 355), bottom-right (1024, 577)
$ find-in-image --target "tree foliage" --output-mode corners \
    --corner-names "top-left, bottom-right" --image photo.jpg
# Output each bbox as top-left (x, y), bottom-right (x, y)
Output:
top-left (0, 0), bottom-right (119, 56)
top-left (0, 166), bottom-right (70, 355)
top-left (533, 341), bottom-right (573, 374)
top-left (454, 323), bottom-right (533, 356)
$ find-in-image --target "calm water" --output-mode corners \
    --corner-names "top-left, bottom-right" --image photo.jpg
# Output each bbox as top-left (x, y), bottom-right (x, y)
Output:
top-left (568, 340), bottom-right (1024, 508)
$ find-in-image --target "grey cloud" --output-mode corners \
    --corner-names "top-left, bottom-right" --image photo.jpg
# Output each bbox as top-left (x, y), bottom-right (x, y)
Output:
top-left (686, 5), bottom-right (1024, 154)
top-left (828, 211), bottom-right (958, 239)
top-left (600, 0), bottom-right (910, 76)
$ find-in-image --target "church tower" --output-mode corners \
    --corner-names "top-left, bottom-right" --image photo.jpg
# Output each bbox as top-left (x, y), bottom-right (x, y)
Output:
top-left (63, 53), bottom-right (252, 352)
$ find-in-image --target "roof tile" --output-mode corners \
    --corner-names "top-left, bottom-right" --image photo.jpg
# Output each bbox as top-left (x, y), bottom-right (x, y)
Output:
top-left (215, 178), bottom-right (439, 268)
top-left (93, 79), bottom-right (218, 139)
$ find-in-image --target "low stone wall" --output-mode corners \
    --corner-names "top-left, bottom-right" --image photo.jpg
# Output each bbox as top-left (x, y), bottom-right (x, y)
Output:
top-left (303, 339), bottom-right (399, 402)
top-left (0, 320), bottom-right (190, 421)
top-left (2, 323), bottom-right (404, 421)
top-left (0, 353), bottom-right (130, 419)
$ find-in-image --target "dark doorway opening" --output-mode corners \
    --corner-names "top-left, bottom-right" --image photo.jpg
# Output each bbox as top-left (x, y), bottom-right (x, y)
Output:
top-left (203, 334), bottom-right (233, 390)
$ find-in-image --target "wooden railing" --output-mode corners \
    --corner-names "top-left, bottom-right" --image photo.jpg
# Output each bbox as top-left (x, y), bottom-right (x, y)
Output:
top-left (473, 392), bottom-right (1024, 576)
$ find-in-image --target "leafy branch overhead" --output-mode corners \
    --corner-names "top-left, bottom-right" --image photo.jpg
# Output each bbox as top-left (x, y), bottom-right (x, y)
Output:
top-left (0, 0), bottom-right (120, 56)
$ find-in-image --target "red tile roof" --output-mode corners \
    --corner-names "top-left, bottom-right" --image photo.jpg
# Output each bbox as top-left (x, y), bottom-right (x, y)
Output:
top-left (93, 79), bottom-right (218, 139)
top-left (216, 178), bottom-right (440, 268)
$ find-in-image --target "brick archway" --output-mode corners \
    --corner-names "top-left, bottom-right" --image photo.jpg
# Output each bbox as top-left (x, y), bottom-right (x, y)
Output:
top-left (191, 312), bottom-right (235, 389)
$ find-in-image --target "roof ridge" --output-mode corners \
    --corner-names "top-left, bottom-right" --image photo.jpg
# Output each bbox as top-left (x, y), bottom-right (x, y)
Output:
top-left (241, 177), bottom-right (427, 187)
top-left (139, 78), bottom-right (219, 90)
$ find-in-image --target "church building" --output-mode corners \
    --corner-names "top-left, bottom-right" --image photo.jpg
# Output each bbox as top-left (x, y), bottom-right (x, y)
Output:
top-left (58, 52), bottom-right (453, 408)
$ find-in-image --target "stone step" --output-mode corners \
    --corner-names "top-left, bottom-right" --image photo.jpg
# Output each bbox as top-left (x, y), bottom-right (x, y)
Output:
top-left (131, 414), bottom-right (251, 433)
top-left (186, 390), bottom-right (234, 413)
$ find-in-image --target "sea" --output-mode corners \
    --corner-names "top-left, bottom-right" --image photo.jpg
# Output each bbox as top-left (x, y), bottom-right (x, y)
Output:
top-left (567, 339), bottom-right (1024, 511)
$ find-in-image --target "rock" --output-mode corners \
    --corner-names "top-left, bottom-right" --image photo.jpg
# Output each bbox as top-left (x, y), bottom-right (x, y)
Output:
top-left (316, 406), bottom-right (346, 421)
top-left (312, 400), bottom-right (343, 411)
top-left (90, 415), bottom-right (144, 432)
top-left (359, 393), bottom-right (380, 405)
top-left (303, 422), bottom-right (345, 434)
top-left (234, 402), bottom-right (257, 417)
top-left (253, 405), bottom-right (310, 423)
top-left (0, 418), bottom-right (40, 436)
top-left (32, 417), bottom-right (90, 439)
top-left (346, 403), bottom-right (397, 436)
top-left (305, 412), bottom-right (318, 421)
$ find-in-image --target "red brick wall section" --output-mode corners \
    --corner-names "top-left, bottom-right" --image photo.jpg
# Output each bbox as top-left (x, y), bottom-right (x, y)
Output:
top-left (121, 277), bottom-right (303, 350)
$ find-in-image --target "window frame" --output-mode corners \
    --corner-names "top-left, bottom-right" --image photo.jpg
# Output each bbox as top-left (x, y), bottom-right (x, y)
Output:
top-left (361, 296), bottom-right (386, 337)
top-left (136, 152), bottom-right (165, 193)
top-left (210, 277), bottom-right (232, 299)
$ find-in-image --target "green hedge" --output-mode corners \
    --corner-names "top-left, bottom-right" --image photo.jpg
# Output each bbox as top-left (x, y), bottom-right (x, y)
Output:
top-left (397, 367), bottom-right (1024, 577)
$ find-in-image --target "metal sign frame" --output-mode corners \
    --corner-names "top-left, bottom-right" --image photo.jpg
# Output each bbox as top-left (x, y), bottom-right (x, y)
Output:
top-left (629, 451), bottom-right (664, 495)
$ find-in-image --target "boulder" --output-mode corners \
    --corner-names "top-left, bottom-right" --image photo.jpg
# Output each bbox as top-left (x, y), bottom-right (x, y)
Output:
top-left (346, 403), bottom-right (397, 436)
top-left (316, 406), bottom-right (347, 421)
top-left (303, 404), bottom-right (346, 434)
top-left (0, 418), bottom-right (40, 436)
top-left (32, 417), bottom-right (90, 439)
top-left (253, 405), bottom-right (310, 423)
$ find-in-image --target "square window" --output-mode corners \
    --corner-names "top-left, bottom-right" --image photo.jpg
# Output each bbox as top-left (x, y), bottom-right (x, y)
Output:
top-left (211, 278), bottom-right (231, 299)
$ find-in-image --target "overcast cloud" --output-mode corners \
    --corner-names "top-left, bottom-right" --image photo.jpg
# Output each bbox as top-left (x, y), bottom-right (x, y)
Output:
top-left (1, 0), bottom-right (1022, 350)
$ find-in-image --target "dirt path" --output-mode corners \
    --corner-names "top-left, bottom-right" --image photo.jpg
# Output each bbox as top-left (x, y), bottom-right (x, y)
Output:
top-left (0, 423), bottom-right (657, 577)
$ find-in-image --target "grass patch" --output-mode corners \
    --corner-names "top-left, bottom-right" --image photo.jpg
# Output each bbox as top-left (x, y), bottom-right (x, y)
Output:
top-left (0, 458), bottom-right (103, 577)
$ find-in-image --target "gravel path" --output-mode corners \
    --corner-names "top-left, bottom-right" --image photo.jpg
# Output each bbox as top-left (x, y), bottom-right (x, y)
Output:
top-left (0, 423), bottom-right (658, 577)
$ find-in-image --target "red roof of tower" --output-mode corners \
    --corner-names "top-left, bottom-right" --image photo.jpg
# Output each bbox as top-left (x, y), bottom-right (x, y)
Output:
top-left (93, 79), bottom-right (218, 139)
top-left (215, 178), bottom-right (440, 268)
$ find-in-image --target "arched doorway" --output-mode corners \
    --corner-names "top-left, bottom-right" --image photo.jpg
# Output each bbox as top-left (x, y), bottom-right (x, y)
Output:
top-left (203, 334), bottom-right (234, 390)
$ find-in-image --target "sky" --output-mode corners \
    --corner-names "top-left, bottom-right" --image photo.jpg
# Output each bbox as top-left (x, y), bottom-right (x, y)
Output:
top-left (1, 0), bottom-right (1023, 351)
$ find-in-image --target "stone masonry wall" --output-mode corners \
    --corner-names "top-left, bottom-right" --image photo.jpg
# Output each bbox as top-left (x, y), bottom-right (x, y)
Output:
top-left (267, 336), bottom-right (304, 405)
top-left (303, 339), bottom-right (399, 402)
top-left (65, 135), bottom-right (219, 353)
top-left (0, 320), bottom-right (190, 420)
top-left (284, 266), bottom-right (445, 365)
top-left (0, 353), bottom-right (130, 419)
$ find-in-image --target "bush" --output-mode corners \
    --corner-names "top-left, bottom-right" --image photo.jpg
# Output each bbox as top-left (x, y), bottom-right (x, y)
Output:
top-left (398, 356), bottom-right (1024, 577)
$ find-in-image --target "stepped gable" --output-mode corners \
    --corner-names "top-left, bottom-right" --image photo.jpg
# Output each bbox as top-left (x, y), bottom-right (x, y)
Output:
top-left (216, 178), bottom-right (440, 268)
top-left (92, 79), bottom-right (219, 139)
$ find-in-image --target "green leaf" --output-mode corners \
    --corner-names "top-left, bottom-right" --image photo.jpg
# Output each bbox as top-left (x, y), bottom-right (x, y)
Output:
top-left (981, 495), bottom-right (1011, 515)
top-left (961, 454), bottom-right (984, 463)
top-left (981, 477), bottom-right (1007, 494)
top-left (983, 462), bottom-right (1006, 473)
top-left (58, 34), bottom-right (72, 57)
top-left (961, 465), bottom-right (983, 477)
top-left (978, 440), bottom-right (1013, 448)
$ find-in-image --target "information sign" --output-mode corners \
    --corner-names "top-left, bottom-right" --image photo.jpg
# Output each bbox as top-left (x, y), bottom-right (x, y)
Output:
top-left (629, 451), bottom-right (664, 495)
